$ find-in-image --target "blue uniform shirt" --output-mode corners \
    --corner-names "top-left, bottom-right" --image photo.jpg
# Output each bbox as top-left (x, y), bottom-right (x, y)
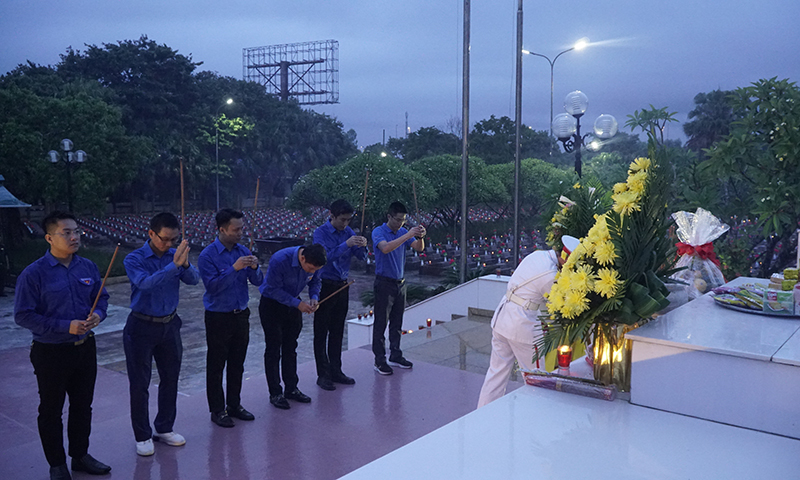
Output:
top-left (198, 239), bottom-right (263, 312)
top-left (124, 241), bottom-right (200, 316)
top-left (372, 223), bottom-right (415, 280)
top-left (14, 250), bottom-right (109, 344)
top-left (259, 246), bottom-right (321, 308)
top-left (313, 220), bottom-right (367, 282)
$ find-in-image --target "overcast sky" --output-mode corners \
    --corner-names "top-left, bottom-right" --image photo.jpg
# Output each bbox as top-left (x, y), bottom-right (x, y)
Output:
top-left (2, 0), bottom-right (800, 148)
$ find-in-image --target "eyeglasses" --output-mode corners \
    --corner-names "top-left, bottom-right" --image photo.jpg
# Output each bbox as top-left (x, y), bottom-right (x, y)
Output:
top-left (390, 215), bottom-right (407, 223)
top-left (51, 229), bottom-right (83, 238)
top-left (155, 231), bottom-right (182, 244)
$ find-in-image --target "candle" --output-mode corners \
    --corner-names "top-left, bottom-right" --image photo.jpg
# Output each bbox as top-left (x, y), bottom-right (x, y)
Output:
top-left (426, 318), bottom-right (432, 328)
top-left (556, 345), bottom-right (573, 368)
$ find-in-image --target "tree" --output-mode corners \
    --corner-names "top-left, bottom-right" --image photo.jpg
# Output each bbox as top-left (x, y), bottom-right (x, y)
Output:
top-left (704, 77), bottom-right (800, 276)
top-left (683, 90), bottom-right (735, 153)
top-left (0, 67), bottom-right (148, 212)
top-left (470, 115), bottom-right (555, 164)
top-left (287, 153), bottom-right (434, 229)
top-left (625, 105), bottom-right (678, 144)
top-left (488, 158), bottom-right (574, 222)
top-left (387, 127), bottom-right (460, 162)
top-left (409, 154), bottom-right (509, 227)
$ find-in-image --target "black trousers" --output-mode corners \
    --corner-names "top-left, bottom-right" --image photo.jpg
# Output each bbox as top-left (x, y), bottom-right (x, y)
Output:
top-left (372, 276), bottom-right (407, 364)
top-left (30, 335), bottom-right (97, 467)
top-left (259, 297), bottom-right (302, 396)
top-left (205, 308), bottom-right (250, 414)
top-left (313, 279), bottom-right (350, 379)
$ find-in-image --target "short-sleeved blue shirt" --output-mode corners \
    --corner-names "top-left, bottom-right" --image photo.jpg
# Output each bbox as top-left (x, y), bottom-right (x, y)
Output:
top-left (198, 239), bottom-right (263, 312)
top-left (259, 246), bottom-right (322, 308)
top-left (372, 223), bottom-right (415, 280)
top-left (313, 220), bottom-right (367, 282)
top-left (14, 250), bottom-right (109, 344)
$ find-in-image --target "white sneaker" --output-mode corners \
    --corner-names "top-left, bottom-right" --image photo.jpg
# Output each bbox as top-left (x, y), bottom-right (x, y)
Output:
top-left (136, 439), bottom-right (154, 456)
top-left (152, 431), bottom-right (186, 446)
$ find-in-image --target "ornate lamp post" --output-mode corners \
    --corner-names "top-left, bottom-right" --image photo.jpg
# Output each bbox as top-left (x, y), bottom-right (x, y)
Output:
top-left (552, 91), bottom-right (618, 177)
top-left (522, 38), bottom-right (588, 137)
top-left (215, 98), bottom-right (234, 211)
top-left (48, 138), bottom-right (86, 212)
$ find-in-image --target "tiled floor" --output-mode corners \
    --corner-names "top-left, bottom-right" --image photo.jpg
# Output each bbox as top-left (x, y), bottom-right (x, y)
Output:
top-left (0, 275), bottom-right (525, 479)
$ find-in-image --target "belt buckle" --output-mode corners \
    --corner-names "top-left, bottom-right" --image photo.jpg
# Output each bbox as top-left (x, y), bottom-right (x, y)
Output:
top-left (233, 309), bottom-right (242, 314)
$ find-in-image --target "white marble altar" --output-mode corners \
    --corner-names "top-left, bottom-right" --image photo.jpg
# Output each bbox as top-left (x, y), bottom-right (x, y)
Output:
top-left (628, 276), bottom-right (800, 439)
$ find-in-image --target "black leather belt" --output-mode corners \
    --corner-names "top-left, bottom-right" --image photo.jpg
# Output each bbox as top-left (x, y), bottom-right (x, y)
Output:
top-left (376, 275), bottom-right (405, 285)
top-left (132, 311), bottom-right (176, 323)
top-left (34, 332), bottom-right (93, 347)
top-left (322, 279), bottom-right (349, 286)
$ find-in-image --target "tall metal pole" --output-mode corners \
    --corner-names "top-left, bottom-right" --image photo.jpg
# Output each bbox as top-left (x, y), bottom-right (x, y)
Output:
top-left (459, 0), bottom-right (470, 284)
top-left (66, 157), bottom-right (73, 213)
top-left (215, 127), bottom-right (220, 211)
top-left (513, 0), bottom-right (522, 268)
top-left (574, 114), bottom-right (584, 177)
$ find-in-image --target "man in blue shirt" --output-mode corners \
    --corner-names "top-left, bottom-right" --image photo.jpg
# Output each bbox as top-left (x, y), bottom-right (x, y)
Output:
top-left (122, 212), bottom-right (199, 457)
top-left (312, 199), bottom-right (367, 391)
top-left (258, 244), bottom-right (326, 409)
top-left (371, 201), bottom-right (426, 375)
top-left (198, 209), bottom-right (263, 428)
top-left (15, 211), bottom-right (111, 480)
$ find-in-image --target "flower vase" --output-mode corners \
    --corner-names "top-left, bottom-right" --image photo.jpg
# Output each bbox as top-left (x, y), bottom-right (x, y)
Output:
top-left (592, 323), bottom-right (637, 392)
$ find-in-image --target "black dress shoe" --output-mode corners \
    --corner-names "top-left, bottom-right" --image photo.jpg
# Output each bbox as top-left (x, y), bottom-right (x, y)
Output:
top-left (71, 454), bottom-right (111, 475)
top-left (284, 388), bottom-right (312, 403)
top-left (50, 464), bottom-right (71, 480)
top-left (316, 377), bottom-right (336, 391)
top-left (270, 394), bottom-right (291, 410)
top-left (331, 372), bottom-right (356, 385)
top-left (211, 410), bottom-right (235, 428)
top-left (228, 405), bottom-right (255, 421)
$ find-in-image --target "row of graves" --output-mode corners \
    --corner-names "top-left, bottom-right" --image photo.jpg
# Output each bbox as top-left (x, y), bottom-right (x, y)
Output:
top-left (351, 229), bottom-right (548, 277)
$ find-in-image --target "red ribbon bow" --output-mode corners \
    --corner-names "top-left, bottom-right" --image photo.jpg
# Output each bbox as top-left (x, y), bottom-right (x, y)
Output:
top-left (676, 242), bottom-right (720, 266)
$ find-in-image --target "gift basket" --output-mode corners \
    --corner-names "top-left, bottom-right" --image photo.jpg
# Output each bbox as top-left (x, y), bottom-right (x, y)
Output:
top-left (671, 207), bottom-right (729, 300)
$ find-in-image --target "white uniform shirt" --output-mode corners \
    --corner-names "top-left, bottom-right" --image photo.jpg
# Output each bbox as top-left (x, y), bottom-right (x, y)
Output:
top-left (491, 249), bottom-right (559, 345)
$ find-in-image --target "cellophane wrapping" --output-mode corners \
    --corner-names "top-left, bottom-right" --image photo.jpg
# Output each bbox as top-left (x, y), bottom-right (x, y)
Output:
top-left (671, 207), bottom-right (729, 300)
top-left (523, 371), bottom-right (617, 401)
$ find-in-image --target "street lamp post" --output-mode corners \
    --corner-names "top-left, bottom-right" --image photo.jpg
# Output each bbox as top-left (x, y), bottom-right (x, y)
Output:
top-left (552, 90), bottom-right (618, 177)
top-left (522, 38), bottom-right (588, 137)
top-left (215, 98), bottom-right (234, 211)
top-left (48, 138), bottom-right (86, 213)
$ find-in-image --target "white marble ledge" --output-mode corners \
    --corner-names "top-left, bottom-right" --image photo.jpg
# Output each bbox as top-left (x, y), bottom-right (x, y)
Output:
top-left (627, 277), bottom-right (800, 362)
top-left (341, 385), bottom-right (800, 480)
top-left (773, 327), bottom-right (800, 366)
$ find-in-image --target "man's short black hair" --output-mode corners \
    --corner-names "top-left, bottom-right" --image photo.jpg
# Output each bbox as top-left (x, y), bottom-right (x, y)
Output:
top-left (388, 201), bottom-right (408, 216)
top-left (330, 199), bottom-right (355, 218)
top-left (216, 208), bottom-right (244, 229)
top-left (42, 211), bottom-right (77, 234)
top-left (301, 243), bottom-right (327, 267)
top-left (150, 212), bottom-right (180, 233)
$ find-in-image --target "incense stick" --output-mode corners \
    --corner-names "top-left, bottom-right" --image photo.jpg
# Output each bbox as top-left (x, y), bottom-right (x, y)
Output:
top-left (88, 243), bottom-right (119, 319)
top-left (316, 280), bottom-right (355, 306)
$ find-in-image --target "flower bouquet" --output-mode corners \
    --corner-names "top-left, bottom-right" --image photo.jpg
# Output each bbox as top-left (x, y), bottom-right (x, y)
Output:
top-left (536, 139), bottom-right (678, 388)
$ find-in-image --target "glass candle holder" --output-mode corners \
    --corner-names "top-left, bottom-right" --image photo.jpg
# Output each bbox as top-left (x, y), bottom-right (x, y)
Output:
top-left (556, 345), bottom-right (573, 368)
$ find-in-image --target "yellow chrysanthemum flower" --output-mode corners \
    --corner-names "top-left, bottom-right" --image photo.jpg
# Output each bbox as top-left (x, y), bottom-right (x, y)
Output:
top-left (562, 290), bottom-right (590, 318)
top-left (593, 240), bottom-right (618, 266)
top-left (629, 157), bottom-right (651, 172)
top-left (571, 264), bottom-right (596, 292)
top-left (612, 191), bottom-right (641, 216)
top-left (573, 182), bottom-right (582, 189)
top-left (613, 182), bottom-right (628, 194)
top-left (626, 171), bottom-right (647, 196)
top-left (595, 268), bottom-right (621, 298)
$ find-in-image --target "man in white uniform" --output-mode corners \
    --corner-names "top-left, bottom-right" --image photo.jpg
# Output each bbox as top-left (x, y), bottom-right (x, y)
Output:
top-left (477, 236), bottom-right (579, 408)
